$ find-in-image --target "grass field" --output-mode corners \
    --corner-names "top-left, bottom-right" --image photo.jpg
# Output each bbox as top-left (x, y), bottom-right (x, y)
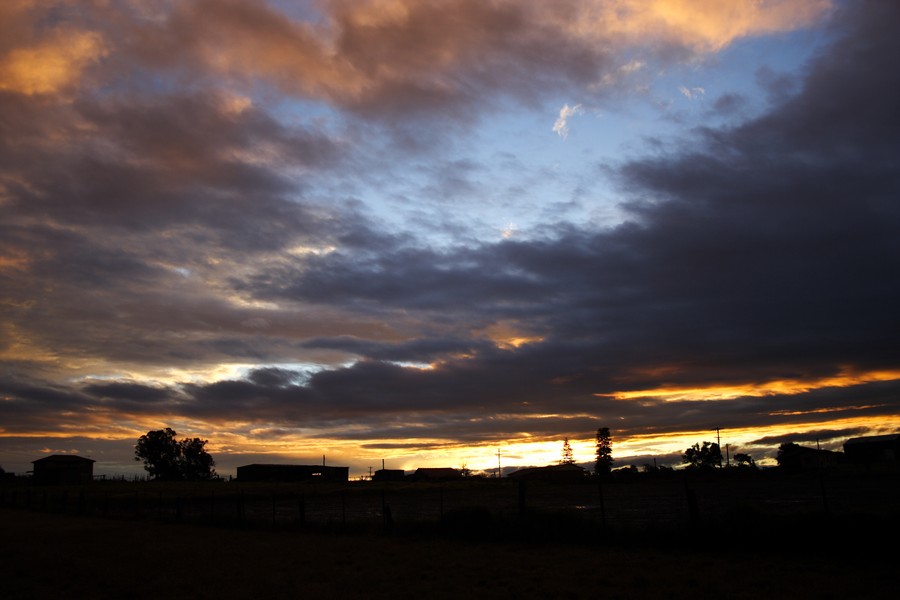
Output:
top-left (3, 470), bottom-right (899, 598)
top-left (2, 503), bottom-right (898, 598)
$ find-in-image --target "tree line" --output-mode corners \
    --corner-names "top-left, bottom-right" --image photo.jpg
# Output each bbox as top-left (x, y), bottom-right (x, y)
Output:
top-left (132, 425), bottom-right (789, 482)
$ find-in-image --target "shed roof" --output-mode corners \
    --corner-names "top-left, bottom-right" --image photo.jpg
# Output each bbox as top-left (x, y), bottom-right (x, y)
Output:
top-left (32, 455), bottom-right (95, 464)
top-left (844, 434), bottom-right (900, 446)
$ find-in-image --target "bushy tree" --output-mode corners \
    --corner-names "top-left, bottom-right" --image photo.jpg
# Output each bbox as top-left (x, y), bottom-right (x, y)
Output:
top-left (733, 453), bottom-right (756, 468)
top-left (682, 441), bottom-right (722, 470)
top-left (776, 442), bottom-right (802, 467)
top-left (180, 436), bottom-right (217, 480)
top-left (135, 428), bottom-right (216, 481)
top-left (595, 427), bottom-right (614, 476)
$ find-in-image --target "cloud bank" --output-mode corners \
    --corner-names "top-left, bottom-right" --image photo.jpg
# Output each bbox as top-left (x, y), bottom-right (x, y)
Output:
top-left (3, 0), bottom-right (898, 475)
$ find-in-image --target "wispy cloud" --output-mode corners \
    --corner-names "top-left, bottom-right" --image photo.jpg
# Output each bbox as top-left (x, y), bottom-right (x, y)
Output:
top-left (553, 103), bottom-right (583, 139)
top-left (678, 85), bottom-right (706, 100)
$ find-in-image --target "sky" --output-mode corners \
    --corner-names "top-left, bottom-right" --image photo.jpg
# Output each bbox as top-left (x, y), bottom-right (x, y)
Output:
top-left (2, 0), bottom-right (899, 479)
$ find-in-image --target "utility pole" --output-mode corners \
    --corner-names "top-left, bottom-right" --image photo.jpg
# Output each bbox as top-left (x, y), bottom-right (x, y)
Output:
top-left (716, 428), bottom-right (722, 468)
top-left (497, 449), bottom-right (502, 479)
top-left (725, 443), bottom-right (730, 468)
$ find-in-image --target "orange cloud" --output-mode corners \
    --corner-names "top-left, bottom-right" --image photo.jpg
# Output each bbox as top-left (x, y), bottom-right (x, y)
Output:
top-left (0, 0), bottom-right (832, 102)
top-left (579, 0), bottom-right (834, 53)
top-left (606, 369), bottom-right (900, 402)
top-left (0, 29), bottom-right (106, 96)
top-left (143, 0), bottom-right (832, 109)
top-left (480, 321), bottom-right (544, 350)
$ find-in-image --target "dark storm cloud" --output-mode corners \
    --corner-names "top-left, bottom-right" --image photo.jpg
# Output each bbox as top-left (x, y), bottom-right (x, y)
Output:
top-left (242, 243), bottom-right (549, 322)
top-left (0, 376), bottom-right (96, 434)
top-left (299, 335), bottom-right (493, 364)
top-left (247, 367), bottom-right (303, 388)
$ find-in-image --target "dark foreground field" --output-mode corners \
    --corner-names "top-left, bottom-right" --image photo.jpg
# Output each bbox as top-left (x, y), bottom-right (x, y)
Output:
top-left (2, 504), bottom-right (898, 600)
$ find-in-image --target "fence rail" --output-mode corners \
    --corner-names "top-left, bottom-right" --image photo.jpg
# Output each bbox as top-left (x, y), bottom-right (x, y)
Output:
top-left (2, 470), bottom-right (898, 541)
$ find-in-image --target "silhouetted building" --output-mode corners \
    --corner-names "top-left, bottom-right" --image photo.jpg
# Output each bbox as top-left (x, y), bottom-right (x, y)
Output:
top-left (777, 445), bottom-right (842, 469)
top-left (843, 434), bottom-right (900, 465)
top-left (411, 467), bottom-right (461, 481)
top-left (236, 464), bottom-right (349, 483)
top-left (373, 469), bottom-right (406, 482)
top-left (31, 455), bottom-right (95, 485)
top-left (508, 463), bottom-right (586, 483)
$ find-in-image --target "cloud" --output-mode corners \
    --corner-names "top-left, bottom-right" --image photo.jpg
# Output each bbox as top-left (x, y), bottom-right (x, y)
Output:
top-left (709, 93), bottom-right (747, 115)
top-left (0, 0), bottom-right (824, 123)
top-left (553, 103), bottom-right (584, 139)
top-left (601, 0), bottom-right (834, 53)
top-left (221, 1), bottom-right (900, 425)
top-left (0, 30), bottom-right (106, 95)
top-left (0, 2), bottom-right (107, 96)
top-left (678, 86), bottom-right (705, 100)
top-left (3, 0), bottom-right (894, 475)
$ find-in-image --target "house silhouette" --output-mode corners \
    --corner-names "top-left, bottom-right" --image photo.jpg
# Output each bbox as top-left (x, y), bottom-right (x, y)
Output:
top-left (31, 455), bottom-right (95, 485)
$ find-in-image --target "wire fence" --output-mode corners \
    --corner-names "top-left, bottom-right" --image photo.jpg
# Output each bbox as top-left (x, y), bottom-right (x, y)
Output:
top-left (2, 469), bottom-right (898, 541)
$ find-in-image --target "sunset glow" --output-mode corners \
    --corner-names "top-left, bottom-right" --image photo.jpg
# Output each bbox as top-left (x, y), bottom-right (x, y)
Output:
top-left (609, 369), bottom-right (900, 403)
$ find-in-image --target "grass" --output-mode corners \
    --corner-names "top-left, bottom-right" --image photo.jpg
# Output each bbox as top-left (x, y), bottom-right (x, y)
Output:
top-left (2, 505), bottom-right (898, 599)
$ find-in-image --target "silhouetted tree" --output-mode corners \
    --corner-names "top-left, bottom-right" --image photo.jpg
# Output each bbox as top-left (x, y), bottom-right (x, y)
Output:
top-left (776, 442), bottom-right (802, 467)
top-left (595, 427), bottom-right (614, 476)
top-left (733, 453), bottom-right (756, 468)
top-left (135, 428), bottom-right (216, 481)
top-left (135, 428), bottom-right (182, 480)
top-left (180, 436), bottom-right (217, 480)
top-left (560, 437), bottom-right (575, 464)
top-left (682, 441), bottom-right (722, 469)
